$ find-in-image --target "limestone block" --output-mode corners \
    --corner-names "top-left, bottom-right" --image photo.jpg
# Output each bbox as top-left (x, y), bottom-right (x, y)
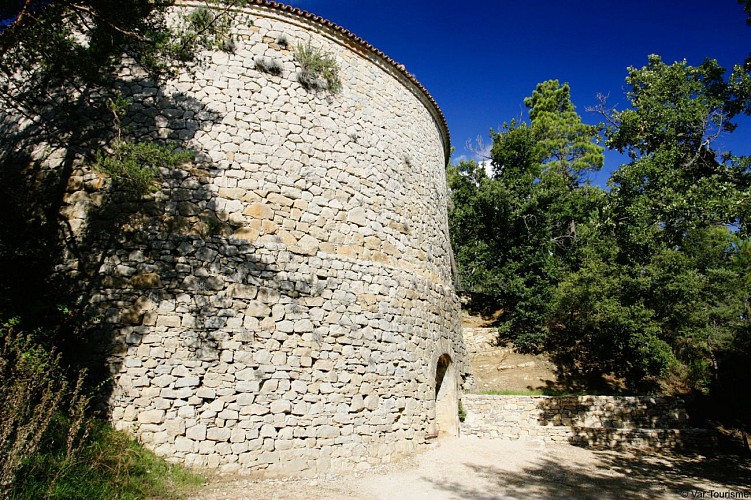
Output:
top-left (228, 284), bottom-right (258, 299)
top-left (347, 207), bottom-right (367, 226)
top-left (161, 387), bottom-right (192, 399)
top-left (294, 319), bottom-right (314, 333)
top-left (230, 428), bottom-right (246, 443)
top-left (316, 426), bottom-right (340, 438)
top-left (187, 424), bottom-right (207, 441)
top-left (260, 424), bottom-right (276, 438)
top-left (138, 409), bottom-right (165, 424)
top-left (218, 409), bottom-right (239, 420)
top-left (232, 227), bottom-right (260, 242)
top-left (364, 395), bottom-right (379, 411)
top-left (291, 380), bottom-right (307, 394)
top-left (235, 367), bottom-right (257, 381)
top-left (175, 376), bottom-right (201, 388)
top-left (233, 394), bottom-right (252, 407)
top-left (153, 398), bottom-right (172, 410)
top-left (246, 300), bottom-right (271, 317)
top-left (276, 320), bottom-right (294, 333)
top-left (244, 203), bottom-right (274, 219)
top-left (271, 351), bottom-right (286, 365)
top-left (237, 381), bottom-right (261, 393)
top-left (198, 440), bottom-right (216, 455)
top-left (350, 395), bottom-right (365, 413)
top-left (196, 387), bottom-right (216, 399)
top-left (175, 437), bottom-right (195, 452)
top-left (271, 400), bottom-right (292, 414)
top-left (207, 428), bottom-right (231, 442)
top-left (156, 315), bottom-right (181, 328)
top-left (291, 234), bottom-right (319, 256)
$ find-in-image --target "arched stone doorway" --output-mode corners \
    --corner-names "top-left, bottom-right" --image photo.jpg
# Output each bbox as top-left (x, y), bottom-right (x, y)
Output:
top-left (435, 353), bottom-right (459, 437)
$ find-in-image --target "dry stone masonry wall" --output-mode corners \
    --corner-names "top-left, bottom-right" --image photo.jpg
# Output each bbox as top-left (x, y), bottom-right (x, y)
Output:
top-left (461, 395), bottom-right (716, 450)
top-left (55, 1), bottom-right (468, 475)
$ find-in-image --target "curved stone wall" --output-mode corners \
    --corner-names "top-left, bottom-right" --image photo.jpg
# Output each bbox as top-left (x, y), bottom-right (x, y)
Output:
top-left (63, 1), bottom-right (468, 475)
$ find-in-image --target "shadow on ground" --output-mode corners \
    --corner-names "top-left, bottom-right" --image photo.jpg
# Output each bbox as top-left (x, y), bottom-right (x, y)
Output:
top-left (424, 450), bottom-right (751, 499)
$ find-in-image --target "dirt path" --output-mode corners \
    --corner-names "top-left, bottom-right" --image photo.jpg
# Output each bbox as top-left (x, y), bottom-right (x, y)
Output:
top-left (192, 436), bottom-right (751, 499)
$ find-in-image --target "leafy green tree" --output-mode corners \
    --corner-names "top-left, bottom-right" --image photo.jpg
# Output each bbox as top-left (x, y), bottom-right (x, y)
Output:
top-left (0, 0), bottom-right (247, 319)
top-left (607, 56), bottom-right (750, 246)
top-left (0, 0), bottom-right (253, 402)
top-left (449, 81), bottom-right (604, 351)
top-left (524, 80), bottom-right (604, 180)
top-left (553, 55), bottom-right (751, 391)
top-left (0, 2), bottom-right (252, 493)
top-left (550, 249), bottom-right (675, 391)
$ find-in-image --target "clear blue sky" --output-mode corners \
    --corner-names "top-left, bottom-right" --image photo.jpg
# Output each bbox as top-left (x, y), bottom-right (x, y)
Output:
top-left (283, 0), bottom-right (751, 185)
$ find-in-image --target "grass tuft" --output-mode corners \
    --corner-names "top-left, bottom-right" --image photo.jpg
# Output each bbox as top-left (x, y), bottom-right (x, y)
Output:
top-left (15, 420), bottom-right (204, 499)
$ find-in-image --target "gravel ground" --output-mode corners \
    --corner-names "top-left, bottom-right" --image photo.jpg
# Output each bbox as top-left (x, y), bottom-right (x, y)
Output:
top-left (191, 436), bottom-right (751, 499)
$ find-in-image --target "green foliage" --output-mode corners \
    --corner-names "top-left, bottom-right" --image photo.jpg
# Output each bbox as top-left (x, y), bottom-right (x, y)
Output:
top-left (550, 255), bottom-right (677, 390)
top-left (608, 56), bottom-right (733, 157)
top-left (254, 56), bottom-right (283, 76)
top-left (162, 3), bottom-right (248, 64)
top-left (452, 60), bottom-right (751, 393)
top-left (606, 56), bottom-right (751, 244)
top-left (294, 42), bottom-right (342, 93)
top-left (743, 0), bottom-right (751, 26)
top-left (94, 141), bottom-right (193, 196)
top-left (0, 1), bottom-right (244, 87)
top-left (551, 57), bottom-right (751, 392)
top-left (524, 80), bottom-right (604, 178)
top-left (185, 6), bottom-right (235, 53)
top-left (458, 400), bottom-right (466, 422)
top-left (0, 319), bottom-right (90, 498)
top-left (15, 421), bottom-right (204, 499)
top-left (0, 318), bottom-right (203, 498)
top-left (449, 81), bottom-right (604, 352)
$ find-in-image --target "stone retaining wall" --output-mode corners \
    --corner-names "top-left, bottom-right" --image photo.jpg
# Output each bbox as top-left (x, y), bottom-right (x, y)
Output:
top-left (461, 395), bottom-right (715, 449)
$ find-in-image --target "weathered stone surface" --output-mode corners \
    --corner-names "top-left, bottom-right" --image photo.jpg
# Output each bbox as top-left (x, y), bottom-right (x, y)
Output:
top-left (45, 2), bottom-right (468, 478)
top-left (460, 395), bottom-right (715, 450)
top-left (137, 410), bottom-right (165, 424)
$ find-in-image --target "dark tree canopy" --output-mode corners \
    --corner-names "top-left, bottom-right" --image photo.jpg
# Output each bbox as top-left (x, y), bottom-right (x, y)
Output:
top-left (449, 80), bottom-right (604, 352)
top-left (450, 56), bottom-right (751, 398)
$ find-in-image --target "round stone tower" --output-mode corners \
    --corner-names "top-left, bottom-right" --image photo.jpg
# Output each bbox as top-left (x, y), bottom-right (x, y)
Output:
top-left (68, 0), bottom-right (468, 475)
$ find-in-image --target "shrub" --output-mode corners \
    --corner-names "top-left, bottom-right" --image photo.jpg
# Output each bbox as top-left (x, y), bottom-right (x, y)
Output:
top-left (17, 422), bottom-right (204, 499)
top-left (0, 318), bottom-right (203, 498)
top-left (294, 42), bottom-right (342, 93)
top-left (94, 141), bottom-right (194, 196)
top-left (0, 319), bottom-right (90, 498)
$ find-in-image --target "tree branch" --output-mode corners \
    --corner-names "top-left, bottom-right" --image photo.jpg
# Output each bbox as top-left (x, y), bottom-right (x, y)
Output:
top-left (61, 1), bottom-right (150, 42)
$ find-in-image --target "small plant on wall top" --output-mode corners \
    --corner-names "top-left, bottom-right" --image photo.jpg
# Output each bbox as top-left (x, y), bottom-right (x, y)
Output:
top-left (294, 42), bottom-right (342, 93)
